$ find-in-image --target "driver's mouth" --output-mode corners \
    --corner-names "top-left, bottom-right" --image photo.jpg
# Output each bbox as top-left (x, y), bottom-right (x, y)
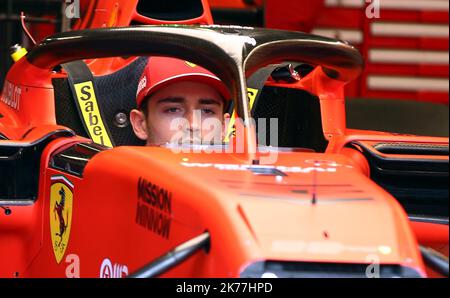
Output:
top-left (174, 132), bottom-right (204, 145)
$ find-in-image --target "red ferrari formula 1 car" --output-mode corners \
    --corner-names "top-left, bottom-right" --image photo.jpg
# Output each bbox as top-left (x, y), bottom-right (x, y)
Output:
top-left (0, 1), bottom-right (448, 279)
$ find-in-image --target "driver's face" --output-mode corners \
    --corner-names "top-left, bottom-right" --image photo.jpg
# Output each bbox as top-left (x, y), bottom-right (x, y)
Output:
top-left (131, 81), bottom-right (229, 146)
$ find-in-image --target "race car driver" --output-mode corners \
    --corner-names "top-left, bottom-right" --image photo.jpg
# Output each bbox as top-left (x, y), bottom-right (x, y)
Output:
top-left (130, 57), bottom-right (231, 146)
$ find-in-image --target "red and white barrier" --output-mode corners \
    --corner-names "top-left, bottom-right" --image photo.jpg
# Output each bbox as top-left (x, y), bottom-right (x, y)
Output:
top-left (314, 0), bottom-right (449, 104)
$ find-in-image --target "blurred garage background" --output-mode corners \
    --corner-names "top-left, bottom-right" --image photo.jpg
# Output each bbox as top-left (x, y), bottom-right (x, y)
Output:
top-left (1, 0), bottom-right (448, 136)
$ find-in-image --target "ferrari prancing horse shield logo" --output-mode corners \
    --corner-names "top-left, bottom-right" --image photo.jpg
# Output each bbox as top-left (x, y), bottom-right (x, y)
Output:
top-left (50, 176), bottom-right (74, 264)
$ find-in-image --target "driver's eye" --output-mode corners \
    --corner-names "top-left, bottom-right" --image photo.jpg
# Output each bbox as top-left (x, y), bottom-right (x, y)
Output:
top-left (202, 109), bottom-right (216, 115)
top-left (164, 107), bottom-right (182, 114)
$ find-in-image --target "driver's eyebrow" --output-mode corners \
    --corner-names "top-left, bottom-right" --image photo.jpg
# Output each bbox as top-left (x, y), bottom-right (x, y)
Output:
top-left (199, 98), bottom-right (222, 106)
top-left (156, 97), bottom-right (185, 104)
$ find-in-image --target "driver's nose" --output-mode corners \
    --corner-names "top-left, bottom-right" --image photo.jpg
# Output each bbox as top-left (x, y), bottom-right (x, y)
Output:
top-left (186, 109), bottom-right (202, 133)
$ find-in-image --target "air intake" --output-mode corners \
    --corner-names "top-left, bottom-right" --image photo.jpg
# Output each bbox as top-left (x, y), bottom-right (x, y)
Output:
top-left (240, 261), bottom-right (424, 278)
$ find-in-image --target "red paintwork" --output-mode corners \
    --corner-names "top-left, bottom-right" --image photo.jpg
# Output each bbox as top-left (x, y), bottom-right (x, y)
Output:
top-left (209, 0), bottom-right (263, 9)
top-left (0, 0), bottom-right (448, 278)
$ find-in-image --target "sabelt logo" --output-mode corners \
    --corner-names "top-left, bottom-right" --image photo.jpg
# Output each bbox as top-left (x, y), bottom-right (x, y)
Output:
top-left (74, 81), bottom-right (113, 147)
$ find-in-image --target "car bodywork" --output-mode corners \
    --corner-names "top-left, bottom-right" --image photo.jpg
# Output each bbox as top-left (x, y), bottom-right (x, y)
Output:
top-left (0, 1), bottom-right (448, 278)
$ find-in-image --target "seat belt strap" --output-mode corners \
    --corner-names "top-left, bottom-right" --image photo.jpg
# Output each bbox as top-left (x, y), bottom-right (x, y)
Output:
top-left (224, 64), bottom-right (281, 142)
top-left (61, 61), bottom-right (114, 148)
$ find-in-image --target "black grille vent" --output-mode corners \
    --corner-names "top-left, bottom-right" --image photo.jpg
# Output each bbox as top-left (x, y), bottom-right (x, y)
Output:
top-left (240, 261), bottom-right (423, 278)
